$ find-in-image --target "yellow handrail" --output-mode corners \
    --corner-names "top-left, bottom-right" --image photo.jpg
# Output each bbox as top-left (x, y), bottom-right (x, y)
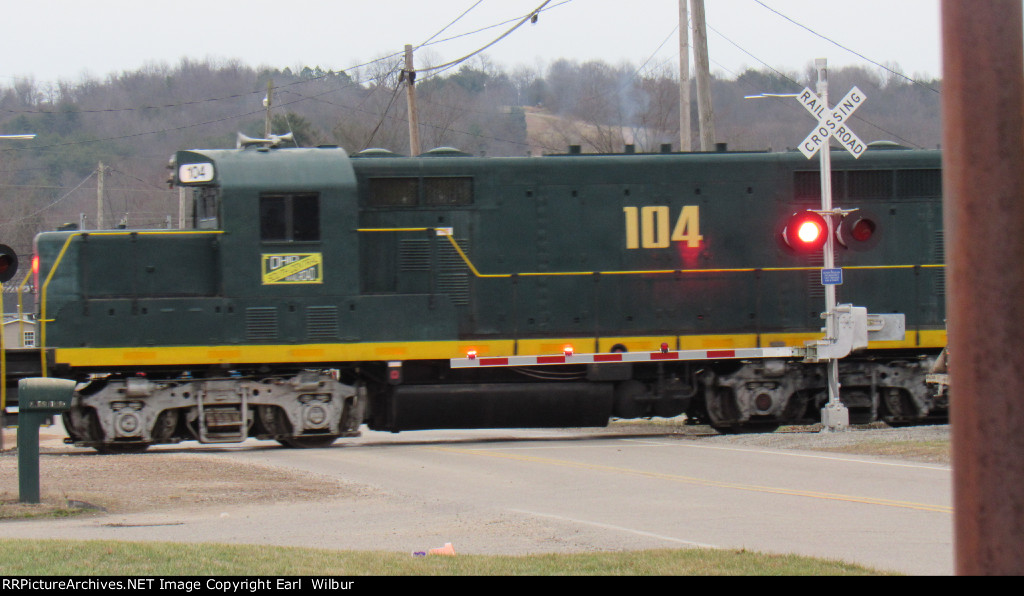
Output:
top-left (16, 268), bottom-right (32, 345)
top-left (357, 227), bottom-right (946, 279)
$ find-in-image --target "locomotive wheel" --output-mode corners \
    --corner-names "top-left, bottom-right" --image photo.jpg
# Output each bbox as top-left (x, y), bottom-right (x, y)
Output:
top-left (278, 435), bottom-right (338, 448)
top-left (258, 404), bottom-right (340, 448)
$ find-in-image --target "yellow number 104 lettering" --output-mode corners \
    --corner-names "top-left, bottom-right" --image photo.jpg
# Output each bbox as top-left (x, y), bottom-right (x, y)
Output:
top-left (623, 206), bottom-right (703, 249)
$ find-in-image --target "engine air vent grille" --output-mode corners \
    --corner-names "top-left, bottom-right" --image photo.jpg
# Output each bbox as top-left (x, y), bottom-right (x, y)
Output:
top-left (246, 307), bottom-right (279, 341)
top-left (307, 306), bottom-right (339, 341)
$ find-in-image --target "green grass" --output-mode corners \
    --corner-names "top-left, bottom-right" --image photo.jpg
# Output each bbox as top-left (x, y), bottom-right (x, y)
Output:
top-left (0, 502), bottom-right (91, 520)
top-left (0, 540), bottom-right (887, 575)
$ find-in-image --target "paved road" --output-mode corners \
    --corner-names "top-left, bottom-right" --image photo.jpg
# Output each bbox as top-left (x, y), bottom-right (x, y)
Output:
top-left (3, 428), bottom-right (952, 575)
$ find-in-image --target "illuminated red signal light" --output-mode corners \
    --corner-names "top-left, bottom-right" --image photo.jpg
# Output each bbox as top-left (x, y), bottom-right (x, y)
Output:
top-left (782, 211), bottom-right (828, 252)
top-left (797, 220), bottom-right (823, 243)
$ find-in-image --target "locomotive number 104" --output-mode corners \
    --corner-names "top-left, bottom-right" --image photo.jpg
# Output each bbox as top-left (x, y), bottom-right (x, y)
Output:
top-left (623, 205), bottom-right (703, 249)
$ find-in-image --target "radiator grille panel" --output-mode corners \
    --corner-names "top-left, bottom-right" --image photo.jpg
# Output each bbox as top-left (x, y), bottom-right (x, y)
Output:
top-left (246, 307), bottom-right (279, 341)
top-left (307, 306), bottom-right (339, 341)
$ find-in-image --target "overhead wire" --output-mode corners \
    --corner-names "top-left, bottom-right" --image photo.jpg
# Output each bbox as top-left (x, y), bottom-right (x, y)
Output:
top-left (416, 1), bottom-right (553, 75)
top-left (752, 0), bottom-right (940, 94)
top-left (357, 0), bottom-right (488, 150)
top-left (0, 0), bottom-right (565, 159)
top-left (361, 82), bottom-right (405, 150)
top-left (0, 169), bottom-right (97, 230)
top-left (417, 0), bottom-right (485, 48)
top-left (357, 0), bottom-right (570, 151)
top-left (0, 0), bottom-right (937, 159)
top-left (704, 21), bottom-right (930, 149)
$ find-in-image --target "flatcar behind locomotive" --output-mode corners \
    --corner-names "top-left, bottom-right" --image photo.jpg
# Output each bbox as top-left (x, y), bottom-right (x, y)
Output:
top-left (31, 142), bottom-right (946, 452)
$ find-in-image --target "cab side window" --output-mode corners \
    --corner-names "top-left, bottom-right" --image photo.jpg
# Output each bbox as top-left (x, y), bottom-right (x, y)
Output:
top-left (194, 187), bottom-right (221, 229)
top-left (260, 193), bottom-right (320, 242)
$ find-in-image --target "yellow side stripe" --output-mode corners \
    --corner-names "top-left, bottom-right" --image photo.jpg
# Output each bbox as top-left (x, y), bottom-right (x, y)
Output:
top-left (51, 330), bottom-right (947, 369)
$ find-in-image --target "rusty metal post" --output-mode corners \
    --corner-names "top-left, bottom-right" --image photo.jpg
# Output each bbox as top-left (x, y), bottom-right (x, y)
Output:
top-left (942, 0), bottom-right (1024, 575)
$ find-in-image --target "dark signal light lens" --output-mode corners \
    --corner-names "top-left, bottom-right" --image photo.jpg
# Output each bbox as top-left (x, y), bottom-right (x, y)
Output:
top-left (837, 210), bottom-right (881, 250)
top-left (0, 244), bottom-right (18, 283)
top-left (851, 218), bottom-right (875, 242)
top-left (782, 211), bottom-right (828, 252)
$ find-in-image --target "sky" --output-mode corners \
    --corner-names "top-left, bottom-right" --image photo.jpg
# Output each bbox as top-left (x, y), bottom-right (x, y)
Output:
top-left (1, 0), bottom-right (943, 86)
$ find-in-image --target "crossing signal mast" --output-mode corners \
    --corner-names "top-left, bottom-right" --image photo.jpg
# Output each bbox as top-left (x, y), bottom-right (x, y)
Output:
top-left (751, 59), bottom-right (891, 430)
top-left (792, 58), bottom-right (879, 430)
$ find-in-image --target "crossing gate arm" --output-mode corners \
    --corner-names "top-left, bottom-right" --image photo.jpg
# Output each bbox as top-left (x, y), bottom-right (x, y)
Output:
top-left (450, 306), bottom-right (900, 369)
top-left (450, 346), bottom-right (803, 369)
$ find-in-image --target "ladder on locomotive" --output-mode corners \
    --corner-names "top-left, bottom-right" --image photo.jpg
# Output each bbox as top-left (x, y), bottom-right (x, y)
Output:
top-left (195, 380), bottom-right (250, 443)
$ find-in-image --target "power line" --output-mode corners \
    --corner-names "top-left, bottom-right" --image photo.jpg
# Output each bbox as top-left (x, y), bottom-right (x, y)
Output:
top-left (418, 1), bottom-right (485, 48)
top-left (418, 0), bottom-right (572, 53)
top-left (0, 170), bottom-right (97, 229)
top-left (0, 2), bottom-right (567, 120)
top-left (417, 1), bottom-right (554, 75)
top-left (706, 23), bottom-right (928, 150)
top-left (361, 83), bottom-right (405, 150)
top-left (753, 0), bottom-right (940, 94)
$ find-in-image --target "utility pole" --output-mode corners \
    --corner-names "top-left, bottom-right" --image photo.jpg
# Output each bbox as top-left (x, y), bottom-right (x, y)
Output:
top-left (96, 162), bottom-right (105, 230)
top-left (678, 0), bottom-right (691, 151)
top-left (404, 44), bottom-right (421, 156)
top-left (942, 0), bottom-right (1024, 575)
top-left (264, 80), bottom-right (273, 139)
top-left (690, 0), bottom-right (716, 150)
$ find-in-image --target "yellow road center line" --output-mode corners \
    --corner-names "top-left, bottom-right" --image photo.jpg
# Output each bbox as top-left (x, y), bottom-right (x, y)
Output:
top-left (426, 446), bottom-right (952, 514)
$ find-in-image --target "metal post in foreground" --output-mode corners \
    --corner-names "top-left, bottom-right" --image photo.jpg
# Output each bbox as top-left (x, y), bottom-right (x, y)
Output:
top-left (813, 59), bottom-right (849, 431)
top-left (942, 0), bottom-right (1024, 575)
top-left (17, 378), bottom-right (75, 504)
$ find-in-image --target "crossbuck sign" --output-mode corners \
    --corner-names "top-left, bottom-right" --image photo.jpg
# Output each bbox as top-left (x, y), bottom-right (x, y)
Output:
top-left (797, 86), bottom-right (867, 159)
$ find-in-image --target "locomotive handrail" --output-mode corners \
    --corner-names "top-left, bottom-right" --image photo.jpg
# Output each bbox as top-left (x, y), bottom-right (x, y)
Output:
top-left (37, 230), bottom-right (225, 375)
top-left (356, 227), bottom-right (946, 278)
top-left (0, 270), bottom-right (35, 418)
top-left (15, 268), bottom-right (32, 343)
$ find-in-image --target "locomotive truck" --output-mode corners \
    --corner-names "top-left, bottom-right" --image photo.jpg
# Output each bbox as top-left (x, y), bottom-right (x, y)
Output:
top-left (20, 140), bottom-right (944, 452)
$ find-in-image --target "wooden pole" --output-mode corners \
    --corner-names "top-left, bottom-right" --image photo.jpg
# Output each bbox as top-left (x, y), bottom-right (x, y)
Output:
top-left (942, 0), bottom-right (1024, 575)
top-left (678, 0), bottom-right (691, 152)
top-left (690, 0), bottom-right (716, 150)
top-left (264, 80), bottom-right (273, 139)
top-left (405, 45), bottom-right (421, 156)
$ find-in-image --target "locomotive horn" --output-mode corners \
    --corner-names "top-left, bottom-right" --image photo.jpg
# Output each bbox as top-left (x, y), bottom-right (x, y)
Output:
top-left (236, 132), bottom-right (262, 149)
top-left (237, 132), bottom-right (296, 149)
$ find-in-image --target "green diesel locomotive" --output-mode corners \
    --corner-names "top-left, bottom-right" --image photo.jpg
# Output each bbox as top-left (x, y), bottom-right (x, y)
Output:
top-left (32, 142), bottom-right (945, 452)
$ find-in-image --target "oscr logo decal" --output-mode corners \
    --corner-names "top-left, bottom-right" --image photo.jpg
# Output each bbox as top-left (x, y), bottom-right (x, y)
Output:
top-left (261, 253), bottom-right (323, 285)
